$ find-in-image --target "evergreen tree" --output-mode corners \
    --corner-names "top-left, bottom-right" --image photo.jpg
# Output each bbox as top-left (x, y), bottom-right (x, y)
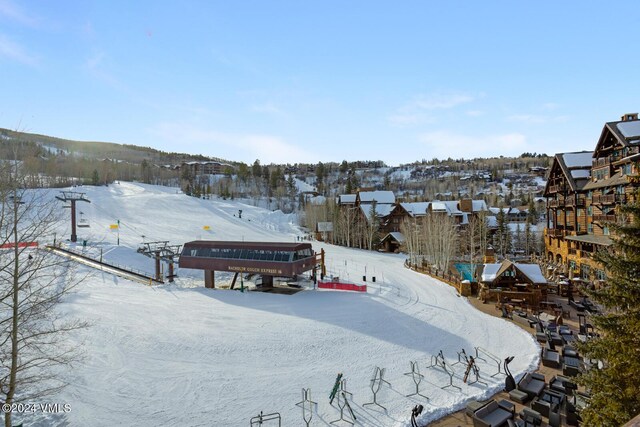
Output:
top-left (252, 159), bottom-right (261, 179)
top-left (577, 194), bottom-right (640, 426)
top-left (92, 169), bottom-right (100, 186)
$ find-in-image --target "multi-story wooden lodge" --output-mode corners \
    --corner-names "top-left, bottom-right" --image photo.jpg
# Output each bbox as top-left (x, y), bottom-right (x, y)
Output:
top-left (544, 113), bottom-right (640, 282)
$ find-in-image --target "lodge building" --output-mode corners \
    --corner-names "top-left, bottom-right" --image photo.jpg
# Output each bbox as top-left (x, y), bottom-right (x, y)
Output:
top-left (544, 113), bottom-right (640, 282)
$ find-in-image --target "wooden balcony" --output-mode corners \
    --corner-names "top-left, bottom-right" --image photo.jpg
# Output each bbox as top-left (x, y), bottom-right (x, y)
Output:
top-left (565, 195), bottom-right (585, 207)
top-left (547, 229), bottom-right (564, 238)
top-left (592, 157), bottom-right (611, 168)
top-left (594, 193), bottom-right (626, 204)
top-left (548, 198), bottom-right (563, 208)
top-left (548, 185), bottom-right (562, 194)
top-left (593, 214), bottom-right (616, 222)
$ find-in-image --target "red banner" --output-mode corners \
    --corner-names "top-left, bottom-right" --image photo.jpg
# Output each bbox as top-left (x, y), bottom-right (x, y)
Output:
top-left (318, 281), bottom-right (367, 292)
top-left (0, 242), bottom-right (38, 249)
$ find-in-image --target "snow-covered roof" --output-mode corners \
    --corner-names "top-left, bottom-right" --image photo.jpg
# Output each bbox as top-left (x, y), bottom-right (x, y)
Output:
top-left (571, 170), bottom-right (591, 179)
top-left (481, 261), bottom-right (547, 284)
top-left (472, 200), bottom-right (489, 212)
top-left (486, 215), bottom-right (498, 227)
top-left (338, 194), bottom-right (357, 204)
top-left (516, 264), bottom-right (547, 284)
top-left (358, 190), bottom-right (395, 204)
top-left (431, 201), bottom-right (462, 216)
top-left (617, 120), bottom-right (640, 138)
top-left (384, 231), bottom-right (406, 244)
top-left (400, 202), bottom-right (429, 217)
top-left (359, 203), bottom-right (393, 221)
top-left (562, 152), bottom-right (593, 168)
top-left (481, 263), bottom-right (501, 282)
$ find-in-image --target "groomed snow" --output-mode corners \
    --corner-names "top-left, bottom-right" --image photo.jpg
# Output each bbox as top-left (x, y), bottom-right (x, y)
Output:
top-left (23, 183), bottom-right (539, 427)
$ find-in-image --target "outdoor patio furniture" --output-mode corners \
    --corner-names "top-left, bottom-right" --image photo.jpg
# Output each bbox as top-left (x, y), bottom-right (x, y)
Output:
top-left (519, 407), bottom-right (542, 427)
top-left (558, 325), bottom-right (572, 336)
top-left (508, 389), bottom-right (529, 404)
top-left (549, 375), bottom-right (576, 396)
top-left (542, 349), bottom-right (561, 369)
top-left (563, 345), bottom-right (579, 358)
top-left (531, 389), bottom-right (565, 418)
top-left (466, 400), bottom-right (491, 417)
top-left (563, 356), bottom-right (581, 377)
top-left (517, 373), bottom-right (546, 399)
top-left (472, 399), bottom-right (515, 427)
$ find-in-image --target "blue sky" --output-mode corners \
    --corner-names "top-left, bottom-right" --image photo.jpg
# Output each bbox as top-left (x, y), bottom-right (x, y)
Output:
top-left (1, 1), bottom-right (639, 165)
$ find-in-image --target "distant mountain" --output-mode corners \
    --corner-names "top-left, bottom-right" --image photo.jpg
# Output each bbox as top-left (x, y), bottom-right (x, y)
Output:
top-left (0, 127), bottom-right (230, 166)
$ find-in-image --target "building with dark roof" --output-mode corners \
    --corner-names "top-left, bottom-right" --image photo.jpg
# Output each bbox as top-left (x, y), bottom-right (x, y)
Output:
top-left (544, 113), bottom-right (640, 282)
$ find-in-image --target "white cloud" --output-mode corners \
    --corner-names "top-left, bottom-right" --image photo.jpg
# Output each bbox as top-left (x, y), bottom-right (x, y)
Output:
top-left (388, 92), bottom-right (475, 127)
top-left (419, 130), bottom-right (527, 159)
top-left (250, 102), bottom-right (288, 118)
top-left (507, 114), bottom-right (570, 124)
top-left (466, 110), bottom-right (485, 117)
top-left (149, 122), bottom-right (316, 164)
top-left (412, 93), bottom-right (475, 110)
top-left (0, 0), bottom-right (38, 27)
top-left (0, 34), bottom-right (37, 65)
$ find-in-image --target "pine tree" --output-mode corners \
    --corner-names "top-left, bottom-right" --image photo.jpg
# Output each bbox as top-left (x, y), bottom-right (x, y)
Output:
top-left (576, 193), bottom-right (640, 426)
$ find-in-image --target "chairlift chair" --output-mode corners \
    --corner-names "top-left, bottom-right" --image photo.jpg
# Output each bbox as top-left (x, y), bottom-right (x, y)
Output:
top-left (77, 211), bottom-right (90, 228)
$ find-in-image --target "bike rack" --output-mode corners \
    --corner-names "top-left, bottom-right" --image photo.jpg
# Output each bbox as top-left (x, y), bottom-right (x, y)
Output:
top-left (404, 361), bottom-right (429, 399)
top-left (475, 346), bottom-right (504, 378)
top-left (364, 366), bottom-right (388, 411)
top-left (296, 388), bottom-right (317, 427)
top-left (250, 411), bottom-right (281, 426)
top-left (330, 392), bottom-right (356, 425)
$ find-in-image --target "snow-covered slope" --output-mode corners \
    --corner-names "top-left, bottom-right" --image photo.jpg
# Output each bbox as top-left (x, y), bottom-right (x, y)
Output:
top-left (27, 182), bottom-right (538, 426)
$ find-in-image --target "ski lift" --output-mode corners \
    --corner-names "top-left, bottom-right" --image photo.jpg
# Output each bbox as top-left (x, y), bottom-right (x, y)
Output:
top-left (77, 211), bottom-right (90, 228)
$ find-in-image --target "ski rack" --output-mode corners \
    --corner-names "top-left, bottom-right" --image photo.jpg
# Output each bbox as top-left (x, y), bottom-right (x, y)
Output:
top-left (363, 366), bottom-right (389, 411)
top-left (463, 355), bottom-right (487, 386)
top-left (330, 391), bottom-right (356, 425)
top-left (250, 411), bottom-right (281, 426)
top-left (426, 350), bottom-right (446, 370)
top-left (296, 388), bottom-right (317, 427)
top-left (440, 356), bottom-right (462, 391)
top-left (452, 348), bottom-right (469, 367)
top-left (474, 346), bottom-right (504, 378)
top-left (404, 361), bottom-right (429, 399)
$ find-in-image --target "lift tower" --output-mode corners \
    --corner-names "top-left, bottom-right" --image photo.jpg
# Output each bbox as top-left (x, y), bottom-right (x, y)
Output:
top-left (56, 191), bottom-right (91, 243)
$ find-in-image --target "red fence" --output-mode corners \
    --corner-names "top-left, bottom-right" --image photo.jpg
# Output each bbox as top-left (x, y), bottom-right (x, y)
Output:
top-left (318, 281), bottom-right (367, 293)
top-left (0, 242), bottom-right (38, 249)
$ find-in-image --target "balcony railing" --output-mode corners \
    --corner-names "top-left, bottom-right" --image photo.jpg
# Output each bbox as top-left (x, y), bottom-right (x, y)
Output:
top-left (565, 195), bottom-right (586, 206)
top-left (549, 185), bottom-right (562, 194)
top-left (548, 199), bottom-right (563, 208)
top-left (593, 214), bottom-right (616, 222)
top-left (592, 157), bottom-right (611, 168)
top-left (547, 229), bottom-right (564, 238)
top-left (593, 194), bottom-right (617, 204)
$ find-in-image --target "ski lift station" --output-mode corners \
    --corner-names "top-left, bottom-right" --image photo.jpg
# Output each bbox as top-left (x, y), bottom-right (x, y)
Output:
top-left (179, 241), bottom-right (322, 289)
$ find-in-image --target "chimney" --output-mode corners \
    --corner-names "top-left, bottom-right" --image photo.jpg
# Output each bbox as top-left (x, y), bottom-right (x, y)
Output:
top-left (459, 198), bottom-right (473, 213)
top-left (621, 113), bottom-right (639, 122)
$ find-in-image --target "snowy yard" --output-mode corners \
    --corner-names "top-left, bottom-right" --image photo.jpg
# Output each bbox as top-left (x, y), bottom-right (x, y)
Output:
top-left (25, 183), bottom-right (539, 426)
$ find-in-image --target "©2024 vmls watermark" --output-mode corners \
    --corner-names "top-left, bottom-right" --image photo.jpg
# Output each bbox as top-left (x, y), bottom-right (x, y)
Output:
top-left (2, 402), bottom-right (71, 414)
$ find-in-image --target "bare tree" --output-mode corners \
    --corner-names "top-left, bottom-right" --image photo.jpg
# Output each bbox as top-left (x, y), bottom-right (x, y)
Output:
top-left (364, 202), bottom-right (380, 251)
top-left (400, 217), bottom-right (421, 265)
top-left (0, 161), bottom-right (87, 427)
top-left (422, 213), bottom-right (458, 272)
